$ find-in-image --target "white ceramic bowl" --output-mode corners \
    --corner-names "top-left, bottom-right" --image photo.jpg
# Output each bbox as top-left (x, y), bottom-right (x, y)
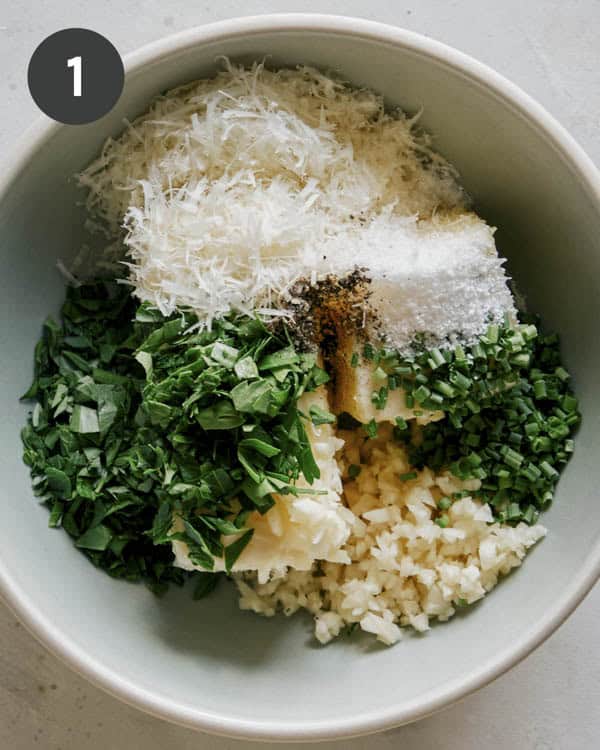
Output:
top-left (1, 14), bottom-right (599, 742)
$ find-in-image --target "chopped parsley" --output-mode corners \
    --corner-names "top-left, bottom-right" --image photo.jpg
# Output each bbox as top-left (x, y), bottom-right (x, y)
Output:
top-left (21, 282), bottom-right (328, 596)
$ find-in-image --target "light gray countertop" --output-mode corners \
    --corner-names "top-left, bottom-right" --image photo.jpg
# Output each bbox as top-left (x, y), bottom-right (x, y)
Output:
top-left (1, 2), bottom-right (599, 748)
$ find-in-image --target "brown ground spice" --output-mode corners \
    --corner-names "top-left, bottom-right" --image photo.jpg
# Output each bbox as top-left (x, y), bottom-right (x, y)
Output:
top-left (286, 268), bottom-right (375, 354)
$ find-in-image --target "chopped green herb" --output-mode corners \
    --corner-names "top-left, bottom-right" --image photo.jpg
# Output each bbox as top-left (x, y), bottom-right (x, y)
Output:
top-left (348, 464), bottom-right (361, 479)
top-left (371, 386), bottom-right (388, 410)
top-left (224, 529), bottom-right (254, 573)
top-left (69, 405), bottom-right (100, 433)
top-left (234, 355), bottom-right (259, 380)
top-left (365, 418), bottom-right (378, 439)
top-left (192, 571), bottom-right (220, 600)
top-left (75, 524), bottom-right (113, 551)
top-left (388, 318), bottom-right (579, 524)
top-left (437, 497), bottom-right (452, 511)
top-left (362, 343), bottom-right (375, 361)
top-left (309, 405), bottom-right (336, 425)
top-left (20, 282), bottom-right (327, 596)
top-left (399, 471), bottom-right (417, 482)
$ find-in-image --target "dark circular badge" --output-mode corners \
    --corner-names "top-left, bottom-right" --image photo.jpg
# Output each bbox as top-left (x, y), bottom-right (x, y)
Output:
top-left (28, 28), bottom-right (124, 125)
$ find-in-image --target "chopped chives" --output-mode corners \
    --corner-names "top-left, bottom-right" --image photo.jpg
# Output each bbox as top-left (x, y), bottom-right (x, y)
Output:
top-left (465, 399), bottom-right (480, 414)
top-left (348, 464), bottom-right (361, 479)
top-left (531, 436), bottom-right (552, 453)
top-left (365, 419), bottom-right (378, 439)
top-left (363, 343), bottom-right (375, 361)
top-left (467, 451), bottom-right (482, 466)
top-left (450, 371), bottom-right (471, 390)
top-left (472, 343), bottom-right (486, 359)
top-left (507, 503), bottom-right (522, 520)
top-left (511, 353), bottom-right (531, 367)
top-left (371, 386), bottom-right (388, 410)
top-left (384, 318), bottom-right (578, 523)
top-left (399, 471), bottom-right (417, 481)
top-left (561, 394), bottom-right (578, 413)
top-left (433, 380), bottom-right (456, 398)
top-left (521, 463), bottom-right (541, 482)
top-left (502, 447), bottom-right (524, 469)
top-left (508, 332), bottom-right (524, 350)
top-left (485, 324), bottom-right (499, 344)
top-left (430, 348), bottom-right (446, 369)
top-left (540, 460), bottom-right (558, 479)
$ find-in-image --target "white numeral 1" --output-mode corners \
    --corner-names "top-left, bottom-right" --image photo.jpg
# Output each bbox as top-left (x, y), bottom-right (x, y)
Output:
top-left (67, 56), bottom-right (82, 97)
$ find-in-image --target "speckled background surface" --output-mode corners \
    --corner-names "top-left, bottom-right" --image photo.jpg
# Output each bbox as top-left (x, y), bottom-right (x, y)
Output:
top-left (1, 2), bottom-right (599, 748)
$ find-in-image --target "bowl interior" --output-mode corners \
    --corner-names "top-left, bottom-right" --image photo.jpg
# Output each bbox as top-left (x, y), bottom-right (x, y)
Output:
top-left (1, 22), bottom-right (599, 740)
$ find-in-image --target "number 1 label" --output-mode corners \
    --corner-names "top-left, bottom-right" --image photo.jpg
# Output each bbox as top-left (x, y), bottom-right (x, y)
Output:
top-left (29, 29), bottom-right (123, 123)
top-left (67, 55), bottom-right (82, 97)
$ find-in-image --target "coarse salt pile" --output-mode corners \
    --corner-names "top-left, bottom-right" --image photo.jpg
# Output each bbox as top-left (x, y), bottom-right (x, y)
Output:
top-left (78, 61), bottom-right (515, 351)
top-left (329, 212), bottom-right (516, 351)
top-left (234, 424), bottom-right (546, 645)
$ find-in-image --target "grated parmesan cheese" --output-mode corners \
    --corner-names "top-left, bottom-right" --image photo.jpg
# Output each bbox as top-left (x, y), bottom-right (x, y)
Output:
top-left (78, 61), bottom-right (514, 349)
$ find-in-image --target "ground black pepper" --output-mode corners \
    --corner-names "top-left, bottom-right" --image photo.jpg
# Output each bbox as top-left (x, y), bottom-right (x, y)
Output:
top-left (286, 268), bottom-right (374, 354)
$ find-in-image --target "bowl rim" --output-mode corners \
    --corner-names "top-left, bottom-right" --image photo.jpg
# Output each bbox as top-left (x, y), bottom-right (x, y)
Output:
top-left (1, 12), bottom-right (599, 742)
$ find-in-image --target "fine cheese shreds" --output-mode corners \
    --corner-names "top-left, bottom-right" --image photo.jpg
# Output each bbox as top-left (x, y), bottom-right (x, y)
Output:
top-left (234, 425), bottom-right (546, 646)
top-left (77, 61), bottom-right (514, 348)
